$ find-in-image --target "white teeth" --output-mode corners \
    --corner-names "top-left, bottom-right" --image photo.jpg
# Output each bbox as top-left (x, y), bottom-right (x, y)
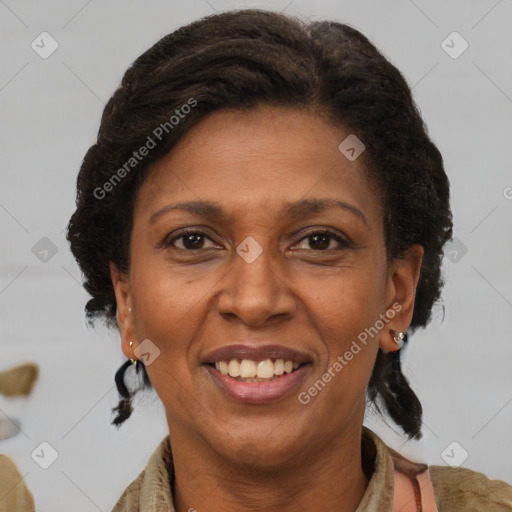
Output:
top-left (257, 359), bottom-right (274, 379)
top-left (240, 360), bottom-right (257, 378)
top-left (228, 359), bottom-right (240, 377)
top-left (219, 361), bottom-right (229, 375)
top-left (214, 358), bottom-right (302, 380)
top-left (274, 359), bottom-right (284, 375)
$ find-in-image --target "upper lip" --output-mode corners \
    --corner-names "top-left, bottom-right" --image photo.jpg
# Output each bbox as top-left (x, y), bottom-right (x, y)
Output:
top-left (202, 344), bottom-right (312, 365)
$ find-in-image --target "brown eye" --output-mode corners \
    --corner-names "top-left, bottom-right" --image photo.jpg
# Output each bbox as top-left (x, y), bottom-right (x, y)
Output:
top-left (165, 230), bottom-right (217, 250)
top-left (293, 230), bottom-right (350, 251)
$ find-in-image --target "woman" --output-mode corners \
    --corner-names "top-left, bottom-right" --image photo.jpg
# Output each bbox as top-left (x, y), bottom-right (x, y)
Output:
top-left (66, 9), bottom-right (512, 511)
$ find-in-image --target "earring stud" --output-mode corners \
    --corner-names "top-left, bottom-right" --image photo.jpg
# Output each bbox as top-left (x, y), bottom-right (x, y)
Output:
top-left (391, 330), bottom-right (405, 347)
top-left (129, 341), bottom-right (137, 366)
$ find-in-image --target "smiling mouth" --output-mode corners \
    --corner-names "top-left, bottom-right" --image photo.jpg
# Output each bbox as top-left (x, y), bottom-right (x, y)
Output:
top-left (205, 359), bottom-right (306, 382)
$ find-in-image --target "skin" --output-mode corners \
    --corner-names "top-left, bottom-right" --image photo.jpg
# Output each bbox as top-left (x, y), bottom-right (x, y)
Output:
top-left (111, 104), bottom-right (423, 512)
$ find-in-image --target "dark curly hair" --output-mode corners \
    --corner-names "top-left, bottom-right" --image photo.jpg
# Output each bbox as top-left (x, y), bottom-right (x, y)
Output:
top-left (66, 9), bottom-right (452, 438)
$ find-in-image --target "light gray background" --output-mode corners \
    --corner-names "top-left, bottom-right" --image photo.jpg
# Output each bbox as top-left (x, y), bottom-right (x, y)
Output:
top-left (1, 1), bottom-right (511, 510)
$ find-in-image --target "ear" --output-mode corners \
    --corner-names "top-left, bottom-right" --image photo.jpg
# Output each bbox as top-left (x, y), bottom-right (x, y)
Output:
top-left (380, 244), bottom-right (424, 352)
top-left (110, 262), bottom-right (136, 361)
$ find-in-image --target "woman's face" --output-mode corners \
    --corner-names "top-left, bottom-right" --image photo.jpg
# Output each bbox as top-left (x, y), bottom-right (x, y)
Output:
top-left (112, 105), bottom-right (422, 467)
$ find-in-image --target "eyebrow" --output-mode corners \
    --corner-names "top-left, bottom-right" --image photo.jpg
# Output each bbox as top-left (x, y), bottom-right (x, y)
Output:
top-left (149, 198), bottom-right (367, 226)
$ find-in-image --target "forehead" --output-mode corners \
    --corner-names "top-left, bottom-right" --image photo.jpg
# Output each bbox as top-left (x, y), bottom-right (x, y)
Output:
top-left (135, 105), bottom-right (382, 225)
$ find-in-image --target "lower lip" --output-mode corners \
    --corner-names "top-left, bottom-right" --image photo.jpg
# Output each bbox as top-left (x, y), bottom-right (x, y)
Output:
top-left (204, 364), bottom-right (310, 404)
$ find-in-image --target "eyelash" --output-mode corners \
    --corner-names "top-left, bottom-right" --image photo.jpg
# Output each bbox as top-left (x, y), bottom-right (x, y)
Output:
top-left (163, 228), bottom-right (351, 252)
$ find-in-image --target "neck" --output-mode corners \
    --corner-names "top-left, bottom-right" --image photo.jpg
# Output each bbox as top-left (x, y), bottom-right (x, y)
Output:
top-left (168, 421), bottom-right (371, 512)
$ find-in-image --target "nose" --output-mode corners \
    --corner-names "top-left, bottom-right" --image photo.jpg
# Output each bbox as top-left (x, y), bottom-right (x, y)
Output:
top-left (216, 242), bottom-right (297, 327)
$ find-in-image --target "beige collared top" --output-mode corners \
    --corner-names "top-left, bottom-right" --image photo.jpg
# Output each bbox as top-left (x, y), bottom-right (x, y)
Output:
top-left (111, 427), bottom-right (512, 511)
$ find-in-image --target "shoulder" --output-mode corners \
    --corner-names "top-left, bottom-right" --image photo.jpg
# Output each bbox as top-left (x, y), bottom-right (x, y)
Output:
top-left (111, 435), bottom-right (174, 512)
top-left (111, 469), bottom-right (145, 512)
top-left (0, 454), bottom-right (36, 511)
top-left (429, 464), bottom-right (512, 511)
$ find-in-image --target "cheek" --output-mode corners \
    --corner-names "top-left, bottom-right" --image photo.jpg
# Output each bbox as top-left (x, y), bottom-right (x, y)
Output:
top-left (306, 262), bottom-right (385, 341)
top-left (302, 260), bottom-right (385, 388)
top-left (306, 290), bottom-right (381, 423)
top-left (128, 260), bottom-right (207, 392)
top-left (130, 250), bottom-right (212, 334)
